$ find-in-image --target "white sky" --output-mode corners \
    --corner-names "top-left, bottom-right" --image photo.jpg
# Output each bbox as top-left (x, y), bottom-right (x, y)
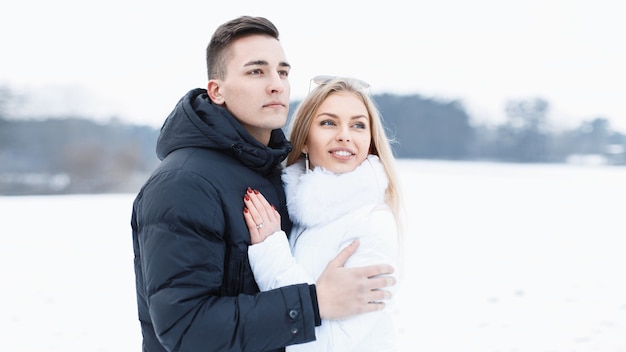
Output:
top-left (2, 0), bottom-right (625, 132)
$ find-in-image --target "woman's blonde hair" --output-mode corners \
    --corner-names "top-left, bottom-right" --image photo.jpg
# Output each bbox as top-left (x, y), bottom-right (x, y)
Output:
top-left (286, 77), bottom-right (404, 230)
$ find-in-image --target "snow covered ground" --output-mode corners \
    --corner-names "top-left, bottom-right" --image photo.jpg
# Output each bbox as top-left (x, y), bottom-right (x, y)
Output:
top-left (1, 160), bottom-right (625, 351)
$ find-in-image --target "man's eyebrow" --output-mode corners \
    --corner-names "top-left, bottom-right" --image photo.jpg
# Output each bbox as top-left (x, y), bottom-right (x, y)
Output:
top-left (244, 60), bottom-right (269, 67)
top-left (243, 60), bottom-right (291, 68)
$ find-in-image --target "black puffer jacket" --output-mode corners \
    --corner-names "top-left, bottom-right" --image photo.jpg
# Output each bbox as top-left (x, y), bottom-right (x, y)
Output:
top-left (132, 88), bottom-right (318, 352)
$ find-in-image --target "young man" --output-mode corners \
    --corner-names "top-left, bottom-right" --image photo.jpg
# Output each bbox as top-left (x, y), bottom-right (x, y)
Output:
top-left (131, 16), bottom-right (395, 352)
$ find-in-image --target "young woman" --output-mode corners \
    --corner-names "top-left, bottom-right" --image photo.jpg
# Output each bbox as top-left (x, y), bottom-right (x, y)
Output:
top-left (243, 76), bottom-right (404, 351)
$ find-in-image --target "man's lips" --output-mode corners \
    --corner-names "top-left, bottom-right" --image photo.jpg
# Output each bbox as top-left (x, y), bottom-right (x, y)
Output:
top-left (263, 101), bottom-right (285, 108)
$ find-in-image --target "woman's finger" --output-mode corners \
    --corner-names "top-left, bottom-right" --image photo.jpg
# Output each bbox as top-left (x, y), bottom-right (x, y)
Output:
top-left (248, 189), bottom-right (271, 220)
top-left (245, 188), bottom-right (281, 238)
top-left (243, 207), bottom-right (262, 244)
top-left (244, 193), bottom-right (264, 229)
top-left (249, 189), bottom-right (279, 223)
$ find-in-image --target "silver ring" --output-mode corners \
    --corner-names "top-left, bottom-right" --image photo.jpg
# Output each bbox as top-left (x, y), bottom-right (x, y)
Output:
top-left (255, 222), bottom-right (264, 229)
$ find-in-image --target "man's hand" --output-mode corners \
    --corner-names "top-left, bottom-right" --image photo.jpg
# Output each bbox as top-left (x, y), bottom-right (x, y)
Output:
top-left (315, 240), bottom-right (396, 320)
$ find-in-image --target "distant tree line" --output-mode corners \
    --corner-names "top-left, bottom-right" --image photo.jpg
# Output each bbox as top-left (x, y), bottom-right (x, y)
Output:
top-left (0, 117), bottom-right (158, 195)
top-left (1, 86), bottom-right (624, 195)
top-left (371, 95), bottom-right (625, 164)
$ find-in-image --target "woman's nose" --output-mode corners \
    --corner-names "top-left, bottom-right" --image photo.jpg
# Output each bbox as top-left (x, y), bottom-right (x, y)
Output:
top-left (336, 126), bottom-right (351, 142)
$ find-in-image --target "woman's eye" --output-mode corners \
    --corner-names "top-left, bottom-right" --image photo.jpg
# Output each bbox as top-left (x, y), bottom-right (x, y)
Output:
top-left (320, 120), bottom-right (335, 126)
top-left (353, 122), bottom-right (367, 129)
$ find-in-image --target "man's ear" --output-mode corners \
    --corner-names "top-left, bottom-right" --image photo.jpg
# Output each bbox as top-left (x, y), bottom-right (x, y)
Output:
top-left (207, 80), bottom-right (225, 105)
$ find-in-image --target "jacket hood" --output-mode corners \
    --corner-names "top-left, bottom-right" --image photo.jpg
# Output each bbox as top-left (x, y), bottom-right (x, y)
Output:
top-left (282, 155), bottom-right (388, 227)
top-left (156, 88), bottom-right (292, 175)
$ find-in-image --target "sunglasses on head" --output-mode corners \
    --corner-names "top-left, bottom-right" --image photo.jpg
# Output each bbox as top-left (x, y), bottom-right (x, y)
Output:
top-left (309, 75), bottom-right (370, 92)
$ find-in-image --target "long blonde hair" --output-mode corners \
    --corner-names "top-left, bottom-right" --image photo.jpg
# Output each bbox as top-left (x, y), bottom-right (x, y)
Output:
top-left (286, 78), bottom-right (405, 231)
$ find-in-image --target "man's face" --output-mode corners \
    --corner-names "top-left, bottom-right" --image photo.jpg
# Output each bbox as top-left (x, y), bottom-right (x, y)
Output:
top-left (209, 34), bottom-right (291, 144)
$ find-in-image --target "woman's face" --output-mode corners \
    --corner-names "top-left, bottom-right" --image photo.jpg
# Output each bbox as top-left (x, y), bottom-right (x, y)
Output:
top-left (304, 91), bottom-right (371, 174)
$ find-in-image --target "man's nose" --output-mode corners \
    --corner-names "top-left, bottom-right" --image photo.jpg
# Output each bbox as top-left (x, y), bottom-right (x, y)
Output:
top-left (267, 72), bottom-right (287, 94)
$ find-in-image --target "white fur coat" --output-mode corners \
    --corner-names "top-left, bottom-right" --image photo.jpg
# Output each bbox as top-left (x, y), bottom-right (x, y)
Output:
top-left (282, 154), bottom-right (389, 228)
top-left (248, 155), bottom-right (400, 351)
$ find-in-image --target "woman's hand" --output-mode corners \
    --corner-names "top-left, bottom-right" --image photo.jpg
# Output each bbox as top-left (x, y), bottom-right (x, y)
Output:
top-left (243, 187), bottom-right (281, 244)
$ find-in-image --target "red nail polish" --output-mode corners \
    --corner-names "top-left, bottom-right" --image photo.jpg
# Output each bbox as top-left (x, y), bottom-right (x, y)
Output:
top-left (247, 187), bottom-right (253, 193)
top-left (244, 207), bottom-right (249, 213)
top-left (244, 195), bottom-right (250, 201)
top-left (253, 189), bottom-right (259, 194)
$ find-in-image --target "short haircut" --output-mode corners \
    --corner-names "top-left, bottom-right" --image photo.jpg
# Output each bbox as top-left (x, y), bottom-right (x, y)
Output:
top-left (205, 16), bottom-right (280, 80)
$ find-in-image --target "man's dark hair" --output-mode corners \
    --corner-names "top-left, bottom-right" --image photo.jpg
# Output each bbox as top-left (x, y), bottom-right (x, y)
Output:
top-left (206, 16), bottom-right (280, 80)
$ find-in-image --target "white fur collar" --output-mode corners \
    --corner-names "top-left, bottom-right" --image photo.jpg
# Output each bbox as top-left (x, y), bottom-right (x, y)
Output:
top-left (282, 155), bottom-right (388, 227)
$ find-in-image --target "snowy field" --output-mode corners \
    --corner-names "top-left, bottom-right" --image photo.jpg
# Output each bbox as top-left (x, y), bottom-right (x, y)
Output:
top-left (1, 159), bottom-right (625, 352)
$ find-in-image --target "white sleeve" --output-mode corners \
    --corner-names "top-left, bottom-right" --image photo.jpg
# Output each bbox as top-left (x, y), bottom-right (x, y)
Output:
top-left (287, 207), bottom-right (400, 352)
top-left (247, 231), bottom-right (315, 291)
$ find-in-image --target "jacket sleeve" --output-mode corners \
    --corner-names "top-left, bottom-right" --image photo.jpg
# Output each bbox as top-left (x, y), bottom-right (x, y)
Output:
top-left (248, 231), bottom-right (315, 290)
top-left (290, 206), bottom-right (400, 352)
top-left (136, 170), bottom-right (317, 352)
